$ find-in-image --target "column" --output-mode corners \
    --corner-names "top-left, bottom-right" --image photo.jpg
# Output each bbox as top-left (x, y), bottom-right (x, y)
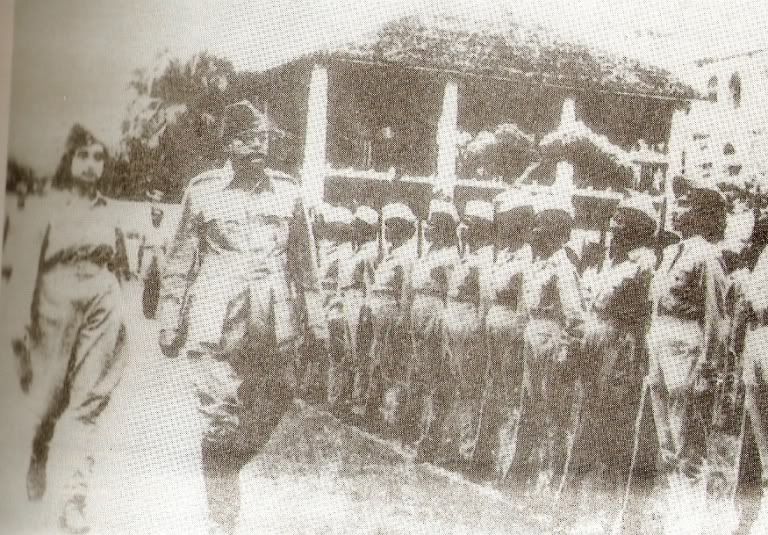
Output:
top-left (435, 79), bottom-right (459, 196)
top-left (301, 64), bottom-right (329, 210)
top-left (553, 98), bottom-right (576, 191)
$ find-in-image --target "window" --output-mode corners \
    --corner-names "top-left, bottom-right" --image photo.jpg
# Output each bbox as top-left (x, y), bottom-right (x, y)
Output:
top-left (708, 75), bottom-right (718, 102)
top-left (730, 73), bottom-right (742, 108)
top-left (724, 143), bottom-right (735, 155)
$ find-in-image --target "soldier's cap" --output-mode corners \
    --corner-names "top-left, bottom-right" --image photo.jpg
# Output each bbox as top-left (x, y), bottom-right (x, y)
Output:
top-left (427, 198), bottom-right (459, 224)
top-left (532, 193), bottom-right (575, 221)
top-left (493, 189), bottom-right (534, 216)
top-left (463, 199), bottom-right (495, 223)
top-left (319, 204), bottom-right (354, 226)
top-left (354, 205), bottom-right (379, 226)
top-left (220, 100), bottom-right (273, 150)
top-left (145, 189), bottom-right (164, 202)
top-left (382, 202), bottom-right (417, 225)
top-left (617, 194), bottom-right (658, 229)
top-left (687, 181), bottom-right (727, 207)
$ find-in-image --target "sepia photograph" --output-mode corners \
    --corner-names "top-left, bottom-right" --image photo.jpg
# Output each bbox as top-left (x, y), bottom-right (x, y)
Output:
top-left (2, 1), bottom-right (768, 533)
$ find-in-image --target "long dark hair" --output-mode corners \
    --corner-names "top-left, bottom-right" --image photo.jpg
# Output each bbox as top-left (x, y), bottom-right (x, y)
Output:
top-left (51, 124), bottom-right (109, 190)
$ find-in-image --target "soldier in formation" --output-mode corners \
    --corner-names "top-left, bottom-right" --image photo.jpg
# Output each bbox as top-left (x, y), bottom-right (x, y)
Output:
top-left (403, 196), bottom-right (459, 459)
top-left (363, 202), bottom-right (418, 434)
top-left (488, 189), bottom-right (535, 480)
top-left (315, 204), bottom-right (355, 410)
top-left (440, 199), bottom-right (495, 467)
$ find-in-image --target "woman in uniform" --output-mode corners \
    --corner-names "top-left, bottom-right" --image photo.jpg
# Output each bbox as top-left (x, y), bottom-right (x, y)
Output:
top-left (14, 124), bottom-right (129, 533)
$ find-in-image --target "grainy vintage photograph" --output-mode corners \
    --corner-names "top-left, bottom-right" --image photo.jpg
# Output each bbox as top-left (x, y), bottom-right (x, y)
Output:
top-left (2, 1), bottom-right (768, 533)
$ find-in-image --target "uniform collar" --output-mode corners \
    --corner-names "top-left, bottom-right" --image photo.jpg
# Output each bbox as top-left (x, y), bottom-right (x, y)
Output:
top-left (223, 159), bottom-right (274, 193)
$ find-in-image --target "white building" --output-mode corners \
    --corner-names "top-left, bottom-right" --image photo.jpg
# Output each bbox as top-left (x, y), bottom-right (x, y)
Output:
top-left (669, 48), bottom-right (768, 189)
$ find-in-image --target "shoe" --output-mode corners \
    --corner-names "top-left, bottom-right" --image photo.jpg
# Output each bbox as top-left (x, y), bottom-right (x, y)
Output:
top-left (26, 454), bottom-right (46, 501)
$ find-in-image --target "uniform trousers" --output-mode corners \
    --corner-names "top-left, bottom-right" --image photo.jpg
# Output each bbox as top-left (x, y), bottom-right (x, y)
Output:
top-left (24, 262), bottom-right (126, 528)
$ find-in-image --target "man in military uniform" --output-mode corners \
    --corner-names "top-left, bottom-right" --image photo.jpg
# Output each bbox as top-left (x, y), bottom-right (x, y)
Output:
top-left (487, 189), bottom-right (535, 480)
top-left (315, 204), bottom-right (355, 410)
top-left (576, 194), bottom-right (658, 496)
top-left (647, 181), bottom-right (728, 483)
top-left (363, 202), bottom-right (417, 434)
top-left (404, 196), bottom-right (460, 459)
top-left (440, 199), bottom-right (495, 467)
top-left (158, 100), bottom-right (327, 535)
top-left (348, 205), bottom-right (381, 419)
top-left (519, 193), bottom-right (584, 495)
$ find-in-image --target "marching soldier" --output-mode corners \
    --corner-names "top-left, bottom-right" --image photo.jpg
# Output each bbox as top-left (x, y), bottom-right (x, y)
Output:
top-left (13, 125), bottom-right (129, 533)
top-left (440, 199), bottom-right (495, 467)
top-left (519, 193), bottom-right (584, 495)
top-left (647, 181), bottom-right (728, 484)
top-left (487, 189), bottom-right (535, 480)
top-left (404, 196), bottom-right (460, 459)
top-left (158, 100), bottom-right (328, 535)
top-left (315, 204), bottom-right (355, 409)
top-left (363, 202), bottom-right (417, 433)
top-left (577, 194), bottom-right (658, 495)
top-left (347, 205), bottom-right (380, 418)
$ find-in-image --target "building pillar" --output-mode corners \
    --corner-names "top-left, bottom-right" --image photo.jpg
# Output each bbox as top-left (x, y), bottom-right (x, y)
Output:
top-left (553, 98), bottom-right (576, 191)
top-left (301, 64), bottom-right (329, 210)
top-left (435, 79), bottom-right (459, 196)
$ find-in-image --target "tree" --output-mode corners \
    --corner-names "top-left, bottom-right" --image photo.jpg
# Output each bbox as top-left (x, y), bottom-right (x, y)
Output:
top-left (115, 51), bottom-right (238, 200)
top-left (6, 157), bottom-right (40, 194)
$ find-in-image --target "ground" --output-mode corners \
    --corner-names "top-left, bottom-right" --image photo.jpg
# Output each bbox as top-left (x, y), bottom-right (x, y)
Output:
top-left (0, 195), bottom-right (765, 534)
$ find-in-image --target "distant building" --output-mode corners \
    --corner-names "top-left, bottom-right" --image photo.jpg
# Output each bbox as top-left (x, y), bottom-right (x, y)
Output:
top-left (669, 49), bottom-right (768, 189)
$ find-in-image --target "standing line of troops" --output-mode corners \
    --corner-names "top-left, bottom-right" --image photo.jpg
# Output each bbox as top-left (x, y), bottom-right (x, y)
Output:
top-left (305, 179), bottom-right (768, 504)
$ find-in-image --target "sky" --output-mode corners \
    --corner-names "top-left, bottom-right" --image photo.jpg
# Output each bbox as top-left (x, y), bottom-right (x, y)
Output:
top-left (8, 0), bottom-right (768, 175)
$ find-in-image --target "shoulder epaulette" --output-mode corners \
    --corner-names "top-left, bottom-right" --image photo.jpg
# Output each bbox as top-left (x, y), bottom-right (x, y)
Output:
top-left (186, 166), bottom-right (230, 192)
top-left (266, 168), bottom-right (299, 185)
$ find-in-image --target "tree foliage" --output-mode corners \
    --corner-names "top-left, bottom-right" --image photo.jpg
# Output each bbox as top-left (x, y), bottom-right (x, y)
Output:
top-left (6, 157), bottom-right (42, 194)
top-left (113, 51), bottom-right (238, 201)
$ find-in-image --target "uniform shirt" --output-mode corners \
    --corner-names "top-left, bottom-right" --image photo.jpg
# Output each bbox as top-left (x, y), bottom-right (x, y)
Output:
top-left (410, 243), bottom-right (460, 298)
top-left (651, 235), bottom-right (729, 367)
top-left (590, 247), bottom-right (656, 329)
top-left (338, 239), bottom-right (378, 293)
top-left (489, 244), bottom-right (533, 309)
top-left (158, 162), bottom-right (323, 340)
top-left (746, 246), bottom-right (768, 315)
top-left (39, 193), bottom-right (127, 272)
top-left (652, 235), bottom-right (727, 325)
top-left (369, 238), bottom-right (417, 303)
top-left (318, 240), bottom-right (355, 294)
top-left (522, 247), bottom-right (584, 328)
top-left (447, 244), bottom-right (494, 308)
